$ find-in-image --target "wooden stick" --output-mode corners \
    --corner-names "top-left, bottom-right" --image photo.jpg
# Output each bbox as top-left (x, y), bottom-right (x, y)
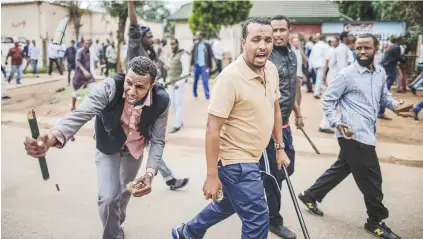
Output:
top-left (27, 109), bottom-right (50, 181)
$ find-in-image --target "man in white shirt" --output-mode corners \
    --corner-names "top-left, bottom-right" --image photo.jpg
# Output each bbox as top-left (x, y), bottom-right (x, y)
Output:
top-left (211, 38), bottom-right (223, 74)
top-left (291, 36), bottom-right (304, 106)
top-left (167, 38), bottom-right (190, 133)
top-left (28, 40), bottom-right (40, 76)
top-left (308, 33), bottom-right (329, 98)
top-left (319, 32), bottom-right (350, 134)
top-left (48, 41), bottom-right (63, 75)
top-left (105, 42), bottom-right (117, 76)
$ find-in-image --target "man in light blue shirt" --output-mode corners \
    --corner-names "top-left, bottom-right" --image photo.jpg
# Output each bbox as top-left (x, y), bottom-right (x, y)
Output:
top-left (298, 33), bottom-right (411, 239)
top-left (191, 31), bottom-right (213, 100)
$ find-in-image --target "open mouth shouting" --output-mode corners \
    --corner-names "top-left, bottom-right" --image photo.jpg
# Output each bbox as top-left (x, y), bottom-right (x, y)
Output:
top-left (255, 52), bottom-right (267, 62)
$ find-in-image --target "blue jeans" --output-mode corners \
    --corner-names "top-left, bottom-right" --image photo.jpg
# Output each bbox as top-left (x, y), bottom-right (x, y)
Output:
top-left (182, 162), bottom-right (269, 239)
top-left (413, 100), bottom-right (423, 113)
top-left (193, 65), bottom-right (210, 99)
top-left (8, 64), bottom-right (22, 83)
top-left (31, 59), bottom-right (38, 74)
top-left (378, 62), bottom-right (397, 117)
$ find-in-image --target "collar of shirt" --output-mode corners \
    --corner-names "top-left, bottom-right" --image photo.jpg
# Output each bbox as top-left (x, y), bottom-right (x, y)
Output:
top-left (122, 89), bottom-right (152, 109)
top-left (354, 61), bottom-right (382, 74)
top-left (236, 55), bottom-right (270, 84)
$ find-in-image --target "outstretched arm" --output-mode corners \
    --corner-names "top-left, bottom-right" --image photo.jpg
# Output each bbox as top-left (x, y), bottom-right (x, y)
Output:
top-left (128, 0), bottom-right (137, 25)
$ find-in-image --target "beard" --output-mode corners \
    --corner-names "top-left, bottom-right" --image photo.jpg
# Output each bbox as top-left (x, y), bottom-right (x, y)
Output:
top-left (357, 55), bottom-right (374, 67)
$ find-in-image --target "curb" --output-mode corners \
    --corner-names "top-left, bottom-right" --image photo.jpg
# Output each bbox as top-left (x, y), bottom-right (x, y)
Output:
top-left (7, 77), bottom-right (63, 90)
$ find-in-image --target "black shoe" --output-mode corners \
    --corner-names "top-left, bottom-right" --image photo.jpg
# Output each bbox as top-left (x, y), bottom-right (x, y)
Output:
top-left (377, 115), bottom-right (392, 120)
top-left (365, 221), bottom-right (401, 239)
top-left (170, 126), bottom-right (181, 134)
top-left (269, 224), bottom-right (297, 239)
top-left (171, 224), bottom-right (186, 239)
top-left (298, 192), bottom-right (324, 216)
top-left (319, 128), bottom-right (334, 134)
top-left (414, 111), bottom-right (419, 121)
top-left (170, 178), bottom-right (189, 191)
top-left (411, 87), bottom-right (417, 95)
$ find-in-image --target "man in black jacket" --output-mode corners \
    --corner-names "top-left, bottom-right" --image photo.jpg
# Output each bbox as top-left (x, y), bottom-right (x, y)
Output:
top-left (259, 15), bottom-right (304, 239)
top-left (191, 31), bottom-right (213, 99)
top-left (378, 37), bottom-right (404, 119)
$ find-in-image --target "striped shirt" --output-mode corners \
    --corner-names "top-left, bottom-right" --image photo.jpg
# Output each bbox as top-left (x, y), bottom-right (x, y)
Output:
top-left (323, 61), bottom-right (398, 146)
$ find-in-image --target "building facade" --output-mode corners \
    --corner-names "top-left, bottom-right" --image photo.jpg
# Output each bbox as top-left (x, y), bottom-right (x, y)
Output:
top-left (1, 1), bottom-right (163, 66)
top-left (168, 1), bottom-right (349, 61)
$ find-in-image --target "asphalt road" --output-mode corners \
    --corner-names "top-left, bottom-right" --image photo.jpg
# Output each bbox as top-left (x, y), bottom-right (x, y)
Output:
top-left (2, 125), bottom-right (423, 239)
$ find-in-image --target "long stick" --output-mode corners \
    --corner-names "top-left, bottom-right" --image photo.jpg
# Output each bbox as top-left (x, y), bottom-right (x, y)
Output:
top-left (283, 166), bottom-right (310, 239)
top-left (300, 128), bottom-right (320, 154)
top-left (27, 109), bottom-right (50, 181)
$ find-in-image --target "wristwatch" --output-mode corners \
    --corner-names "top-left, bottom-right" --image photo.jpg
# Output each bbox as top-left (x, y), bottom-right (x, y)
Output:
top-left (146, 172), bottom-right (154, 180)
top-left (274, 142), bottom-right (285, 150)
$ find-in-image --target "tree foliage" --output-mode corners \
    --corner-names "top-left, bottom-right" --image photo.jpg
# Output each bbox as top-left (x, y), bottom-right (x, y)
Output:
top-left (57, 1), bottom-right (84, 41)
top-left (137, 1), bottom-right (170, 22)
top-left (102, 1), bottom-right (145, 72)
top-left (188, 0), bottom-right (253, 39)
top-left (336, 1), bottom-right (423, 44)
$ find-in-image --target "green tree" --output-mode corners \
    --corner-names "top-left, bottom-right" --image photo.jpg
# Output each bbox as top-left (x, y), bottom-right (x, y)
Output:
top-left (373, 1), bottom-right (423, 44)
top-left (188, 0), bottom-right (253, 39)
top-left (337, 1), bottom-right (423, 44)
top-left (57, 1), bottom-right (84, 41)
top-left (337, 1), bottom-right (376, 21)
top-left (136, 1), bottom-right (173, 36)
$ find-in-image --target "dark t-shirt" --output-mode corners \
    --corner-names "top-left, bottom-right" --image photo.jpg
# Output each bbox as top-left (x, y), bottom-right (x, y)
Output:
top-left (8, 47), bottom-right (24, 65)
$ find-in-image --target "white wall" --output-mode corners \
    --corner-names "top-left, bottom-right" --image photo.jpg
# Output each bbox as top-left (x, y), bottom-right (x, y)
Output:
top-left (174, 22), bottom-right (194, 52)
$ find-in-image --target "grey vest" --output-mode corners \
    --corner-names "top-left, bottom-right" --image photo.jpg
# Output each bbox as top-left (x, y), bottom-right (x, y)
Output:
top-left (168, 50), bottom-right (185, 80)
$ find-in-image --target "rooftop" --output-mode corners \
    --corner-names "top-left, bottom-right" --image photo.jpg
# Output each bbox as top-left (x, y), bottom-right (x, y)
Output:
top-left (168, 1), bottom-right (344, 21)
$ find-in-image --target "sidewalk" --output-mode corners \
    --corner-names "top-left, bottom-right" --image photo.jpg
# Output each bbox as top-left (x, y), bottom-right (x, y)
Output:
top-left (2, 112), bottom-right (422, 163)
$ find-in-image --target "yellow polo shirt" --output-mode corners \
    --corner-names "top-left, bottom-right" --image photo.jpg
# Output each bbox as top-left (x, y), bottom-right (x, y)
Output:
top-left (208, 55), bottom-right (281, 166)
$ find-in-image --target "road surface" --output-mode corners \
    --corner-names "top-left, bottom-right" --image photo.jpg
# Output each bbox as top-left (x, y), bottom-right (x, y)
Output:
top-left (2, 125), bottom-right (423, 239)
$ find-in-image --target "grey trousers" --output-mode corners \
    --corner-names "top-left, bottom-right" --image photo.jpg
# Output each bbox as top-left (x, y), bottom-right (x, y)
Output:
top-left (95, 149), bottom-right (174, 239)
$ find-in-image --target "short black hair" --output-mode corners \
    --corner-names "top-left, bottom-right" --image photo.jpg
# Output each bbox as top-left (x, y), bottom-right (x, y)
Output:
top-left (340, 31), bottom-right (349, 42)
top-left (357, 33), bottom-right (379, 47)
top-left (127, 56), bottom-right (157, 83)
top-left (242, 17), bottom-right (271, 39)
top-left (270, 15), bottom-right (291, 29)
top-left (71, 40), bottom-right (75, 44)
top-left (171, 38), bottom-right (179, 45)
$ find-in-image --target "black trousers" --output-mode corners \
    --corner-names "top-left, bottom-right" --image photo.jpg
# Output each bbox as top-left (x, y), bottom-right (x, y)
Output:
top-left (305, 138), bottom-right (389, 222)
top-left (259, 127), bottom-right (295, 227)
top-left (49, 58), bottom-right (62, 75)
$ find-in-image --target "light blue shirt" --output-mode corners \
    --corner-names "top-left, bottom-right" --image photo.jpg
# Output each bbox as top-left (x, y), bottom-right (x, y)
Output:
top-left (323, 61), bottom-right (398, 146)
top-left (196, 42), bottom-right (205, 67)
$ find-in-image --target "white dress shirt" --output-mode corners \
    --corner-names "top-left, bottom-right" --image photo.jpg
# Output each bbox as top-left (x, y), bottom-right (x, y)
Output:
top-left (293, 47), bottom-right (303, 77)
top-left (29, 46), bottom-right (40, 60)
top-left (48, 43), bottom-right (58, 59)
top-left (327, 43), bottom-right (351, 84)
top-left (309, 41), bottom-right (329, 69)
top-left (212, 40), bottom-right (223, 60)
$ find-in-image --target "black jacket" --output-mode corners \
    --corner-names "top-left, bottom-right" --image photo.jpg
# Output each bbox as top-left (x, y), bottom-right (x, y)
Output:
top-left (269, 45), bottom-right (298, 125)
top-left (191, 41), bottom-right (213, 69)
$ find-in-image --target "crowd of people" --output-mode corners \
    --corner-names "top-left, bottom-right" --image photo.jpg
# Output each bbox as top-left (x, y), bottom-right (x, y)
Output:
top-left (15, 1), bottom-right (422, 239)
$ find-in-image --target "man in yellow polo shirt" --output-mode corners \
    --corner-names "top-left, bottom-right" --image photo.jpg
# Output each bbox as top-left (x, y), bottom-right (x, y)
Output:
top-left (172, 17), bottom-right (291, 239)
